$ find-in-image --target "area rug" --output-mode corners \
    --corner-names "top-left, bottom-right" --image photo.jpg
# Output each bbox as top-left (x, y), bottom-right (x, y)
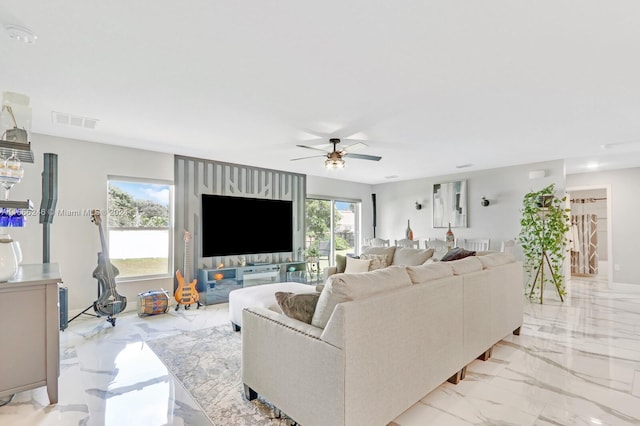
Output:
top-left (146, 325), bottom-right (296, 426)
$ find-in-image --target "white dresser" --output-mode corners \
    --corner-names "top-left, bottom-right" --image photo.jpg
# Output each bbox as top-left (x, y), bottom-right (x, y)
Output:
top-left (0, 263), bottom-right (62, 404)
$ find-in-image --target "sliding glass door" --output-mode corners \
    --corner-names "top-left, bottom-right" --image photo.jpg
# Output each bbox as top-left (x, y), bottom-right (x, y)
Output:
top-left (305, 198), bottom-right (360, 275)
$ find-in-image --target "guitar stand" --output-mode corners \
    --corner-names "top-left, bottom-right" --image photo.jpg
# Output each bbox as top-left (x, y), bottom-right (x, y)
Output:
top-left (175, 300), bottom-right (202, 311)
top-left (68, 302), bottom-right (119, 327)
top-left (68, 303), bottom-right (100, 324)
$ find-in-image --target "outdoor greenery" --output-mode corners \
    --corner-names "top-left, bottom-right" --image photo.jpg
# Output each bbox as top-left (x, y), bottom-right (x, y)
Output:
top-left (518, 183), bottom-right (571, 302)
top-left (305, 199), bottom-right (346, 251)
top-left (108, 186), bottom-right (169, 227)
top-left (110, 257), bottom-right (168, 277)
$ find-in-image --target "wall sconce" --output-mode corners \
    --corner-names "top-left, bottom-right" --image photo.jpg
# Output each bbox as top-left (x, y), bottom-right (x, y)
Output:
top-left (481, 197), bottom-right (490, 207)
top-left (415, 201), bottom-right (422, 210)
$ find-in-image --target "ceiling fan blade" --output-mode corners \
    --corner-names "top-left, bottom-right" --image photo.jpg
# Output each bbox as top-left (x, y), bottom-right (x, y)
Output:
top-left (341, 141), bottom-right (367, 152)
top-left (344, 153), bottom-right (382, 161)
top-left (296, 144), bottom-right (329, 153)
top-left (290, 154), bottom-right (327, 161)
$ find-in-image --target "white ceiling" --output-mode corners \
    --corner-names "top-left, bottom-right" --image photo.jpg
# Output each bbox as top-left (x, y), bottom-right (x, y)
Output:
top-left (1, 1), bottom-right (640, 184)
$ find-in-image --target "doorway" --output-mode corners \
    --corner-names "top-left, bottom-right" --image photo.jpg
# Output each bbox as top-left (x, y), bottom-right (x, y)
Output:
top-left (566, 185), bottom-right (612, 283)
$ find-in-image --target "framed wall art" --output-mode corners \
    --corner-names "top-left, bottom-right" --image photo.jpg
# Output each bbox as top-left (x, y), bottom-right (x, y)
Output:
top-left (433, 180), bottom-right (467, 228)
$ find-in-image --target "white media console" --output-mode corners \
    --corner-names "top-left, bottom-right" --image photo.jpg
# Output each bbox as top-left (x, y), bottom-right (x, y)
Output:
top-left (198, 261), bottom-right (307, 304)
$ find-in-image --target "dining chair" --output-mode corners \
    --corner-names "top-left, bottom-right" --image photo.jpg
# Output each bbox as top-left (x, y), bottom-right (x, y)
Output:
top-left (367, 237), bottom-right (390, 247)
top-left (424, 238), bottom-right (448, 258)
top-left (394, 238), bottom-right (419, 248)
top-left (458, 238), bottom-right (490, 251)
top-left (500, 239), bottom-right (516, 254)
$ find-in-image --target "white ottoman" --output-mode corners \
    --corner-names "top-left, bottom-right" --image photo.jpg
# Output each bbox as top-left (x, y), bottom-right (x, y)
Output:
top-left (228, 282), bottom-right (317, 331)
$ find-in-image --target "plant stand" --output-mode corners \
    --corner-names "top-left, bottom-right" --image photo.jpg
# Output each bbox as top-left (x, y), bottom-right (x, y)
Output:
top-left (529, 249), bottom-right (564, 304)
top-left (529, 208), bottom-right (565, 304)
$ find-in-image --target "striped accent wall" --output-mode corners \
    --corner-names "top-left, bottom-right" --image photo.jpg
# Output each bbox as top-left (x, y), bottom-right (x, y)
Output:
top-left (174, 155), bottom-right (306, 284)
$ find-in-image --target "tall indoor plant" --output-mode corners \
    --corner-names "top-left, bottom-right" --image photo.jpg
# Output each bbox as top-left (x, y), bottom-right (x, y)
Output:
top-left (518, 183), bottom-right (571, 303)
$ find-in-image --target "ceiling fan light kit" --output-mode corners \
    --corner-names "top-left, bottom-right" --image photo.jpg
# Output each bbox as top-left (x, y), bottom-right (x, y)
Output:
top-left (292, 137), bottom-right (381, 169)
top-left (325, 156), bottom-right (345, 169)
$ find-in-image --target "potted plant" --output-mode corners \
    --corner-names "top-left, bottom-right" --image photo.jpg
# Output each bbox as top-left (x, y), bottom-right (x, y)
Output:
top-left (518, 183), bottom-right (571, 303)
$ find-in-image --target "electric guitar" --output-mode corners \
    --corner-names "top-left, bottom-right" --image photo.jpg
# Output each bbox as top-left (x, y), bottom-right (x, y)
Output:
top-left (174, 230), bottom-right (201, 310)
top-left (91, 209), bottom-right (127, 326)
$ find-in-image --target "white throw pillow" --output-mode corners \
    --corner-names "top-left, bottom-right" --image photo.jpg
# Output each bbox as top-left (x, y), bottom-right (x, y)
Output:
top-left (344, 257), bottom-right (371, 273)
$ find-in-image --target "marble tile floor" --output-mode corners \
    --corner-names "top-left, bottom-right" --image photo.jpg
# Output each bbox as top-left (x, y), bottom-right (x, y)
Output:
top-left (1, 277), bottom-right (639, 426)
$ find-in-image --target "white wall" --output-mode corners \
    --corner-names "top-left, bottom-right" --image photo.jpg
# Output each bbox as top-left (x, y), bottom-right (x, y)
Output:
top-left (10, 133), bottom-right (174, 312)
top-left (370, 160), bottom-right (565, 254)
top-left (567, 167), bottom-right (640, 285)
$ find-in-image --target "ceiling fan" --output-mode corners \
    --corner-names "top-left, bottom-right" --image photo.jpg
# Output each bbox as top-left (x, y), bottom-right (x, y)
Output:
top-left (291, 138), bottom-right (382, 169)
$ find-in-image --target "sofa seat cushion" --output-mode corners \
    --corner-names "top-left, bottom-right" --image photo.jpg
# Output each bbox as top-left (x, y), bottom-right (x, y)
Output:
top-left (311, 265), bottom-right (412, 328)
top-left (391, 247), bottom-right (435, 266)
top-left (406, 262), bottom-right (454, 284)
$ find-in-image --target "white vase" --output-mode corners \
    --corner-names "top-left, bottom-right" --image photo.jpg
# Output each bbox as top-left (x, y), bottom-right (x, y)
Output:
top-left (0, 234), bottom-right (18, 282)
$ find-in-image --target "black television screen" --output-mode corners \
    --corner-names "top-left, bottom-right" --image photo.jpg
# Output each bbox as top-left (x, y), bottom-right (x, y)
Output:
top-left (201, 194), bottom-right (293, 257)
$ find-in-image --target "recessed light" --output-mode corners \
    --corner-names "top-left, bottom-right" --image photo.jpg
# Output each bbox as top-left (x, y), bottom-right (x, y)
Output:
top-left (586, 162), bottom-right (599, 169)
top-left (385, 175), bottom-right (399, 179)
top-left (3, 24), bottom-right (38, 44)
top-left (456, 163), bottom-right (473, 169)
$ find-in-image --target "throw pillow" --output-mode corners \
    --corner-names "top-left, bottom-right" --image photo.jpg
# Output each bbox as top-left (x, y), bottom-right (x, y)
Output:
top-left (335, 254), bottom-right (347, 273)
top-left (361, 246), bottom-right (396, 266)
top-left (360, 253), bottom-right (389, 271)
top-left (344, 256), bottom-right (371, 273)
top-left (275, 291), bottom-right (321, 324)
top-left (440, 247), bottom-right (476, 262)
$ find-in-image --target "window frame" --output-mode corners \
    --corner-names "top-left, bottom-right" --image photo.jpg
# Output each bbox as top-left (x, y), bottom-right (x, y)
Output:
top-left (106, 175), bottom-right (174, 282)
top-left (305, 195), bottom-right (361, 267)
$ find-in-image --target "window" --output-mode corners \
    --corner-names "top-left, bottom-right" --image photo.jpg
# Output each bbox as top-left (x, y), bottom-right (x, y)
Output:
top-left (305, 198), bottom-right (360, 271)
top-left (107, 177), bottom-right (173, 280)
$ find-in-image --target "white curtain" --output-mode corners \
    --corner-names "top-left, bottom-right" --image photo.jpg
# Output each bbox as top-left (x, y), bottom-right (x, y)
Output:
top-left (571, 214), bottom-right (598, 276)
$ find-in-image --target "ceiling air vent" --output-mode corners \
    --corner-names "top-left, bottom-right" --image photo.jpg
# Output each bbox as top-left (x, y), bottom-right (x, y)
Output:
top-left (51, 111), bottom-right (99, 129)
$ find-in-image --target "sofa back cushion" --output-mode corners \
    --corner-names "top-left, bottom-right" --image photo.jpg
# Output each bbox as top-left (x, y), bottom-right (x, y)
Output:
top-left (477, 252), bottom-right (516, 268)
top-left (449, 256), bottom-right (484, 275)
top-left (391, 247), bottom-right (435, 266)
top-left (406, 262), bottom-right (454, 284)
top-left (311, 265), bottom-right (412, 329)
top-left (361, 246), bottom-right (396, 266)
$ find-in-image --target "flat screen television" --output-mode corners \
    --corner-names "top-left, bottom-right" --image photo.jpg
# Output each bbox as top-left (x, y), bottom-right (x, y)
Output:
top-left (201, 194), bottom-right (293, 257)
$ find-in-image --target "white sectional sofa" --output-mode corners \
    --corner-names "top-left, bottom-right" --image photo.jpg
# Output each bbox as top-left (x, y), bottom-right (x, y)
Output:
top-left (241, 252), bottom-right (524, 426)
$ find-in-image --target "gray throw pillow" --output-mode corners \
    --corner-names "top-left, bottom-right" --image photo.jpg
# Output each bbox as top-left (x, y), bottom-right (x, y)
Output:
top-left (440, 247), bottom-right (476, 261)
top-left (275, 291), bottom-right (320, 324)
